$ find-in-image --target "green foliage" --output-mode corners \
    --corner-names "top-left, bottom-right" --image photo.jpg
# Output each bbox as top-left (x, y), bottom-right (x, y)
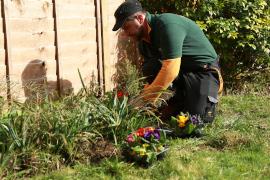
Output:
top-left (34, 94), bottom-right (270, 180)
top-left (0, 106), bottom-right (64, 177)
top-left (0, 61), bottom-right (159, 177)
top-left (113, 58), bottom-right (144, 97)
top-left (0, 91), bottom-right (158, 177)
top-left (123, 127), bottom-right (168, 166)
top-left (83, 92), bottom-right (159, 145)
top-left (0, 41), bottom-right (269, 178)
top-left (139, 0), bottom-right (270, 89)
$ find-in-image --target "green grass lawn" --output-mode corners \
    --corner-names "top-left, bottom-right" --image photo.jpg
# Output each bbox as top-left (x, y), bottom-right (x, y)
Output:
top-left (32, 94), bottom-right (270, 180)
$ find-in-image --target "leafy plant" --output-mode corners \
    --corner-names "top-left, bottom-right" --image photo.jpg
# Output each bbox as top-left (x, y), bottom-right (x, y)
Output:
top-left (0, 57), bottom-right (161, 177)
top-left (123, 127), bottom-right (169, 166)
top-left (85, 91), bottom-right (159, 145)
top-left (170, 113), bottom-right (204, 137)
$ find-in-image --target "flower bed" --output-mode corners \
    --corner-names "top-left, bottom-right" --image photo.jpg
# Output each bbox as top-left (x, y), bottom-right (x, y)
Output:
top-left (170, 113), bottom-right (204, 137)
top-left (122, 127), bottom-right (169, 166)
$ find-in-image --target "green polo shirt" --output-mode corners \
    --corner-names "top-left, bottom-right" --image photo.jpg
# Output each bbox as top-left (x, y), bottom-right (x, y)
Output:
top-left (140, 12), bottom-right (217, 69)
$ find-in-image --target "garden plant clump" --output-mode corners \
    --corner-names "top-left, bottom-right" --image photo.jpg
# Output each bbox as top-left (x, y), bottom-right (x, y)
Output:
top-left (123, 127), bottom-right (169, 166)
top-left (170, 113), bottom-right (204, 138)
top-left (0, 59), bottom-right (161, 178)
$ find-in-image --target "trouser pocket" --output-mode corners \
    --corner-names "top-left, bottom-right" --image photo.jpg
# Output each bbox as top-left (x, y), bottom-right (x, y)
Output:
top-left (202, 96), bottom-right (218, 123)
top-left (176, 71), bottom-right (219, 123)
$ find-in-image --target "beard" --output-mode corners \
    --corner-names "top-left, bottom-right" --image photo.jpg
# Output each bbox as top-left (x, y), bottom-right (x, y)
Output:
top-left (132, 26), bottom-right (144, 41)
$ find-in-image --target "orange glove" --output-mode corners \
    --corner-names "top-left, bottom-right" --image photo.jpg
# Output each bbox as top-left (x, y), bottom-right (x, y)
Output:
top-left (144, 83), bottom-right (150, 89)
top-left (141, 58), bottom-right (181, 103)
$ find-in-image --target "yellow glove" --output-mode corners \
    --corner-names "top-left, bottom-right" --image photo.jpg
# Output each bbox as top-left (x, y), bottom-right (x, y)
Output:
top-left (141, 58), bottom-right (181, 103)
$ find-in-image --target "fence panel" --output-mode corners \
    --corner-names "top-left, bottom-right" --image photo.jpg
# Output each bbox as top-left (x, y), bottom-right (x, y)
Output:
top-left (0, 0), bottom-right (124, 101)
top-left (1, 0), bottom-right (56, 101)
top-left (56, 0), bottom-right (98, 94)
top-left (102, 0), bottom-right (124, 91)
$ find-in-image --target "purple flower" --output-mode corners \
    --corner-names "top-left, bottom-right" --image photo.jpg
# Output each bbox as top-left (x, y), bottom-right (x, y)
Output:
top-left (143, 130), bottom-right (160, 140)
top-left (153, 130), bottom-right (160, 140)
top-left (190, 115), bottom-right (199, 124)
top-left (144, 131), bottom-right (152, 139)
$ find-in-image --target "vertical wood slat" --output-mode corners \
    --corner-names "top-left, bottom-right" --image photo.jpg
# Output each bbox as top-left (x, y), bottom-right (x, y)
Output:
top-left (1, 0), bottom-right (11, 101)
top-left (0, 0), bottom-right (123, 100)
top-left (52, 0), bottom-right (61, 96)
top-left (100, 0), bottom-right (111, 92)
top-left (94, 0), bottom-right (104, 93)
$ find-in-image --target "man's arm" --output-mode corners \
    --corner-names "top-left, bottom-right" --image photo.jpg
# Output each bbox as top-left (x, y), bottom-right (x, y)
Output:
top-left (141, 57), bottom-right (181, 103)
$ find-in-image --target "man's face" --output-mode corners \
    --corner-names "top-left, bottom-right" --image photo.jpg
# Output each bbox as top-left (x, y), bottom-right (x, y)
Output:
top-left (121, 17), bottom-right (144, 41)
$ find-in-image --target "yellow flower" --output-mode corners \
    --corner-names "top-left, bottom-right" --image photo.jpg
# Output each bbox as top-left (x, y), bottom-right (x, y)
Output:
top-left (139, 148), bottom-right (146, 156)
top-left (143, 144), bottom-right (150, 148)
top-left (178, 122), bottom-right (185, 128)
top-left (179, 115), bottom-right (189, 123)
top-left (178, 115), bottom-right (189, 128)
top-left (157, 145), bottom-right (164, 152)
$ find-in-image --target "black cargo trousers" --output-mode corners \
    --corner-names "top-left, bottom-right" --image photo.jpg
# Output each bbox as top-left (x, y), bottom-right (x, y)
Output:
top-left (142, 56), bottom-right (222, 123)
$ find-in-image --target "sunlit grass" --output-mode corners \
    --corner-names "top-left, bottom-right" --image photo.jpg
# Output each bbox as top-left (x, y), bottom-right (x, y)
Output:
top-left (1, 58), bottom-right (269, 179)
top-left (32, 94), bottom-right (270, 180)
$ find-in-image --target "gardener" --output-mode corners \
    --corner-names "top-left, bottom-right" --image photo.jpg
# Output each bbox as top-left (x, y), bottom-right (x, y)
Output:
top-left (112, 0), bottom-right (223, 123)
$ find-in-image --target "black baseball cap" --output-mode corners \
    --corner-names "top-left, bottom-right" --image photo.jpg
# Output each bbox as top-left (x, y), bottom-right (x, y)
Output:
top-left (112, 0), bottom-right (143, 31)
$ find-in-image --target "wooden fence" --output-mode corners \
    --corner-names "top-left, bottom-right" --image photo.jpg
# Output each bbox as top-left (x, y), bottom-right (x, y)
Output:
top-left (0, 0), bottom-right (124, 101)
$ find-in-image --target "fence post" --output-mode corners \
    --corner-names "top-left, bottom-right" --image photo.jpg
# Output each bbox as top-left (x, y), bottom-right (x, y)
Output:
top-left (1, 0), bottom-right (12, 102)
top-left (52, 0), bottom-right (61, 96)
top-left (94, 0), bottom-right (105, 94)
top-left (100, 0), bottom-right (111, 92)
